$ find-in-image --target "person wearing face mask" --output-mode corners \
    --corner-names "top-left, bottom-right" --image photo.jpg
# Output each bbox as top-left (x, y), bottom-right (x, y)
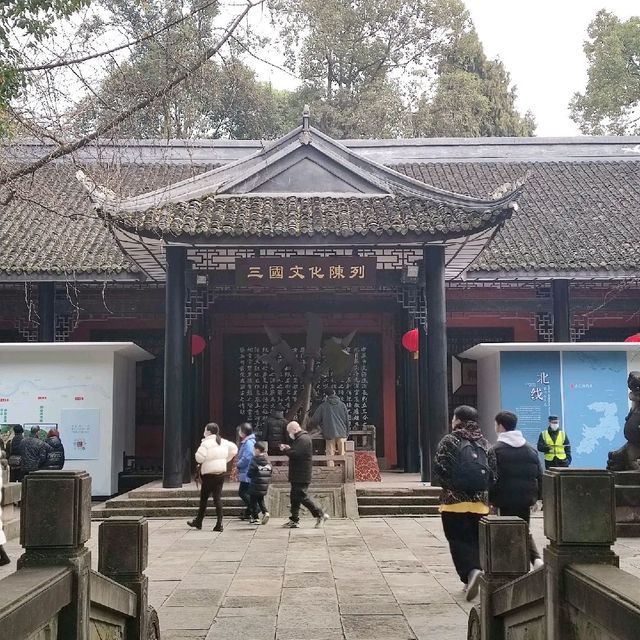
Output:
top-left (188, 423), bottom-right (238, 532)
top-left (537, 415), bottom-right (572, 470)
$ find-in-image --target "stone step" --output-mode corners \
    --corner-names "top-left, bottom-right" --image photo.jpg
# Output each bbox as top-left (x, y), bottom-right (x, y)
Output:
top-left (613, 471), bottom-right (640, 486)
top-left (92, 506), bottom-right (248, 519)
top-left (128, 489), bottom-right (239, 499)
top-left (106, 497), bottom-right (245, 508)
top-left (356, 488), bottom-right (441, 497)
top-left (357, 495), bottom-right (440, 506)
top-left (358, 505), bottom-right (440, 516)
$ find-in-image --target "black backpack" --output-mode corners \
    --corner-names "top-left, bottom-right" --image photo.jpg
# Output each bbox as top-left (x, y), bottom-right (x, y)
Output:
top-left (450, 438), bottom-right (490, 493)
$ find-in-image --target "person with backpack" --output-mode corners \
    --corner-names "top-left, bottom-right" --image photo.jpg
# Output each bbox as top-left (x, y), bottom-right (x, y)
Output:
top-left (434, 405), bottom-right (496, 601)
top-left (489, 411), bottom-right (543, 570)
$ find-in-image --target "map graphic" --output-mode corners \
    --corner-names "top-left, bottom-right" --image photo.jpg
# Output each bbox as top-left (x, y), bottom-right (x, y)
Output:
top-left (562, 351), bottom-right (629, 468)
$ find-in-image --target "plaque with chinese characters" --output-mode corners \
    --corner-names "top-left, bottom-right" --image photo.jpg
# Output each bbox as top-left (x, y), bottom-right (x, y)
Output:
top-left (222, 333), bottom-right (383, 456)
top-left (235, 257), bottom-right (376, 288)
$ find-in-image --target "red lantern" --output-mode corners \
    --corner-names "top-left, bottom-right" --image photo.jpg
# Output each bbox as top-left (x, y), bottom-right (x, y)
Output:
top-left (191, 334), bottom-right (207, 356)
top-left (402, 328), bottom-right (419, 359)
top-left (625, 333), bottom-right (640, 343)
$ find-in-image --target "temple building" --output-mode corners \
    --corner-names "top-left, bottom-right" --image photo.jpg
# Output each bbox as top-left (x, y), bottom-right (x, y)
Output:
top-left (1, 120), bottom-right (640, 487)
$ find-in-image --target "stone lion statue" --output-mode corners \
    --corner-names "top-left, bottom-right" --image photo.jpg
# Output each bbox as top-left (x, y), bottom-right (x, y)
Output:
top-left (607, 371), bottom-right (640, 472)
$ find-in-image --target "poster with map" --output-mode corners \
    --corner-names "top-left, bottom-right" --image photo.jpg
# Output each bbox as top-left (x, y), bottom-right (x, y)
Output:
top-left (562, 351), bottom-right (629, 468)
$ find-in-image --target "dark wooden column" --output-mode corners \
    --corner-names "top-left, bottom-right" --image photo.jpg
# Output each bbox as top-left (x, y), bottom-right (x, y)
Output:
top-left (163, 246), bottom-right (186, 488)
top-left (424, 245), bottom-right (449, 484)
top-left (552, 279), bottom-right (571, 342)
top-left (38, 282), bottom-right (55, 342)
top-left (402, 313), bottom-right (421, 473)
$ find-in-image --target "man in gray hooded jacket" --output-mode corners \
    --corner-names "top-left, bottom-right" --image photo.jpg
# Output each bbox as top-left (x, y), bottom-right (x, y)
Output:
top-left (311, 388), bottom-right (350, 463)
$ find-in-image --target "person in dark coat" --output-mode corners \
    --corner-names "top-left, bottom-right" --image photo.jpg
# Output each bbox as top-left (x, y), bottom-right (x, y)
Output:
top-left (280, 421), bottom-right (329, 529)
top-left (21, 427), bottom-right (51, 475)
top-left (311, 389), bottom-right (350, 463)
top-left (43, 429), bottom-right (65, 470)
top-left (537, 415), bottom-right (571, 470)
top-left (262, 405), bottom-right (288, 455)
top-left (434, 405), bottom-right (497, 601)
top-left (247, 442), bottom-right (272, 525)
top-left (7, 425), bottom-right (24, 483)
top-left (489, 411), bottom-right (543, 569)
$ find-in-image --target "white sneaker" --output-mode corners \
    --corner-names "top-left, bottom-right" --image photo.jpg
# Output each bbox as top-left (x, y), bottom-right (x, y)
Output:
top-left (261, 512), bottom-right (270, 525)
top-left (532, 558), bottom-right (544, 570)
top-left (315, 513), bottom-right (330, 528)
top-left (465, 569), bottom-right (482, 601)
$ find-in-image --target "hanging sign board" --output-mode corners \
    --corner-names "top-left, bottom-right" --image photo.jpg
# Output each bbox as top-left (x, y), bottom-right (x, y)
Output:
top-left (235, 257), bottom-right (377, 288)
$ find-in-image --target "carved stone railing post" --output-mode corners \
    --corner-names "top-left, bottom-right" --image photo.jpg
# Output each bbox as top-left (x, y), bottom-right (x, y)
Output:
top-left (478, 515), bottom-right (530, 640)
top-left (345, 439), bottom-right (355, 482)
top-left (18, 470), bottom-right (92, 640)
top-left (99, 516), bottom-right (155, 640)
top-left (543, 469), bottom-right (618, 640)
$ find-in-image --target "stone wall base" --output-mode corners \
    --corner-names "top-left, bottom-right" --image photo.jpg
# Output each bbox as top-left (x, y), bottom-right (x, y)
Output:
top-left (267, 483), bottom-right (359, 519)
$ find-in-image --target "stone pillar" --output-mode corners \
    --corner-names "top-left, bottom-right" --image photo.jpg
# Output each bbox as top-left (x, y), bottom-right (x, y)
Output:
top-left (551, 279), bottom-right (570, 342)
top-left (99, 517), bottom-right (149, 640)
top-left (424, 245), bottom-right (448, 484)
top-left (479, 515), bottom-right (530, 640)
top-left (164, 245), bottom-right (186, 488)
top-left (18, 470), bottom-right (92, 640)
top-left (38, 282), bottom-right (55, 342)
top-left (543, 468), bottom-right (618, 640)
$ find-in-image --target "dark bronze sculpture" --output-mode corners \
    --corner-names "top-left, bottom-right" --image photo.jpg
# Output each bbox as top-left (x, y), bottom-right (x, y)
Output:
top-left (607, 371), bottom-right (640, 471)
top-left (261, 313), bottom-right (356, 427)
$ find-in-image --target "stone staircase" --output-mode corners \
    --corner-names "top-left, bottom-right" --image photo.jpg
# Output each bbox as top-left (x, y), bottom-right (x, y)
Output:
top-left (357, 486), bottom-right (440, 517)
top-left (92, 482), bottom-right (443, 519)
top-left (92, 486), bottom-right (246, 519)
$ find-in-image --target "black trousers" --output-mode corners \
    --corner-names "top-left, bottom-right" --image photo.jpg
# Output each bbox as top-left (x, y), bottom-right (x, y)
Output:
top-left (290, 482), bottom-right (322, 522)
top-left (238, 482), bottom-right (252, 517)
top-left (195, 473), bottom-right (225, 525)
top-left (250, 494), bottom-right (267, 518)
top-left (498, 507), bottom-right (541, 563)
top-left (441, 512), bottom-right (483, 584)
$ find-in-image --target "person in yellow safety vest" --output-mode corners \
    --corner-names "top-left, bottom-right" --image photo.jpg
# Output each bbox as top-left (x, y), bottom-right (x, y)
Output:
top-left (536, 415), bottom-right (572, 470)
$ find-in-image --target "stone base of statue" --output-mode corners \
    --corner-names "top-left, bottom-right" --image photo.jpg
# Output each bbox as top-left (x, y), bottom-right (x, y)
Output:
top-left (613, 471), bottom-right (640, 537)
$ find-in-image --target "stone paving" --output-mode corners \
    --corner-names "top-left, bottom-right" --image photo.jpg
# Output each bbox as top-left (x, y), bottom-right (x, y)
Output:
top-left (2, 515), bottom-right (640, 639)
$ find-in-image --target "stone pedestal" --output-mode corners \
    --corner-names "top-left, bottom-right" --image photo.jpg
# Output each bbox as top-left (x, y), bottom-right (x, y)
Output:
top-left (99, 517), bottom-right (149, 640)
top-left (18, 470), bottom-right (92, 640)
top-left (613, 471), bottom-right (640, 537)
top-left (478, 515), bottom-right (530, 640)
top-left (542, 469), bottom-right (618, 640)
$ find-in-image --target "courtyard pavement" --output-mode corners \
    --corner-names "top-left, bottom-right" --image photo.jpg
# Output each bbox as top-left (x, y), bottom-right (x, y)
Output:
top-left (2, 515), bottom-right (640, 639)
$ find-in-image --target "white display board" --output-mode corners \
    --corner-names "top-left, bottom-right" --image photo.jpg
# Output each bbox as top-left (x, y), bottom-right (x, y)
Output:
top-left (0, 343), bottom-right (152, 496)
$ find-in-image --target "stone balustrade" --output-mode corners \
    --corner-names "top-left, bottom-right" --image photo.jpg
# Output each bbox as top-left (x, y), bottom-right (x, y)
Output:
top-left (0, 470), bottom-right (159, 640)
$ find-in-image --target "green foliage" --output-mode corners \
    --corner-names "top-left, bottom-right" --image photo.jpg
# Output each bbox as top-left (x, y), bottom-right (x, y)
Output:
top-left (413, 29), bottom-right (535, 137)
top-left (269, 0), bottom-right (533, 138)
top-left (570, 10), bottom-right (640, 135)
top-left (0, 0), bottom-right (89, 105)
top-left (72, 0), bottom-right (300, 138)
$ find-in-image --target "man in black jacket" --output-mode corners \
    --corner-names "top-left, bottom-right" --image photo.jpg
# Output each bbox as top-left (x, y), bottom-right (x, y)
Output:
top-left (263, 405), bottom-right (288, 456)
top-left (280, 421), bottom-right (329, 529)
top-left (21, 426), bottom-right (51, 475)
top-left (489, 411), bottom-right (543, 569)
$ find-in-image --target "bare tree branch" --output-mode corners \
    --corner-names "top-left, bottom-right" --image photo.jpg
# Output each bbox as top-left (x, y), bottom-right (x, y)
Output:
top-left (0, 0), bottom-right (264, 187)
top-left (16, 0), bottom-right (220, 72)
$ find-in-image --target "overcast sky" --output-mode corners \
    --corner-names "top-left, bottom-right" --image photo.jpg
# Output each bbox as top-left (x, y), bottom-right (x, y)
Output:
top-left (247, 1), bottom-right (638, 137)
top-left (464, 0), bottom-right (637, 136)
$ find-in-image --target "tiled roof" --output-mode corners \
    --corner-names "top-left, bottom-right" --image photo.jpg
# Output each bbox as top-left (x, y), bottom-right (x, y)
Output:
top-left (394, 161), bottom-right (640, 274)
top-left (102, 195), bottom-right (512, 240)
top-left (0, 163), bottom-right (212, 276)
top-left (1, 153), bottom-right (639, 277)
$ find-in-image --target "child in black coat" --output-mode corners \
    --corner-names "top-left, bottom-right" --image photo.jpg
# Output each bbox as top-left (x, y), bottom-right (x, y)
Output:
top-left (247, 442), bottom-right (272, 525)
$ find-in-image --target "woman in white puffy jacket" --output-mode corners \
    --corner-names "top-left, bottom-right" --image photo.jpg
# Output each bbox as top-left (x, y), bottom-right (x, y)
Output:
top-left (187, 423), bottom-right (238, 532)
top-left (0, 446), bottom-right (10, 565)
